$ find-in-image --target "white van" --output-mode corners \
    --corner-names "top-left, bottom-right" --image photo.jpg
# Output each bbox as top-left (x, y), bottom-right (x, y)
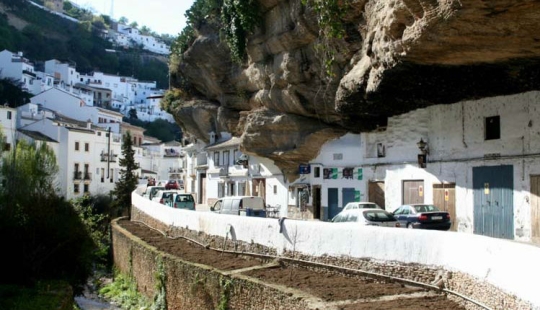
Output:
top-left (210, 196), bottom-right (266, 217)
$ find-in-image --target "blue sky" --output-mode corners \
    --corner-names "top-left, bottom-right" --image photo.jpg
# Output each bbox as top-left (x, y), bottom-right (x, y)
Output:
top-left (71, 0), bottom-right (195, 36)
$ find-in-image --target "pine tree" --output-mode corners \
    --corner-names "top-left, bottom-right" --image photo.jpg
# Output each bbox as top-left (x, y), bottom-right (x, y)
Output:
top-left (112, 131), bottom-right (138, 218)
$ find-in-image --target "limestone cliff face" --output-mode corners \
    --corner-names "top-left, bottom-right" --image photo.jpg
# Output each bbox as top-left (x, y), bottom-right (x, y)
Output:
top-left (170, 0), bottom-right (540, 180)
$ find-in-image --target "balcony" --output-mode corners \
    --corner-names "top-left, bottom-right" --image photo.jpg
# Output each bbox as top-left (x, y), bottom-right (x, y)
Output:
top-left (22, 69), bottom-right (36, 77)
top-left (168, 168), bottom-right (183, 173)
top-left (73, 171), bottom-right (82, 180)
top-left (218, 166), bottom-right (229, 177)
top-left (84, 172), bottom-right (92, 181)
top-left (100, 152), bottom-right (118, 162)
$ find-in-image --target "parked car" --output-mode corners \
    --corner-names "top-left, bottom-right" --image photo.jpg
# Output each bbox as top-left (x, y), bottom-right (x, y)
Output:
top-left (172, 193), bottom-right (196, 210)
top-left (165, 179), bottom-right (183, 190)
top-left (392, 204), bottom-right (451, 230)
top-left (342, 202), bottom-right (383, 211)
top-left (142, 186), bottom-right (166, 200)
top-left (210, 196), bottom-right (266, 217)
top-left (152, 190), bottom-right (183, 206)
top-left (331, 209), bottom-right (400, 227)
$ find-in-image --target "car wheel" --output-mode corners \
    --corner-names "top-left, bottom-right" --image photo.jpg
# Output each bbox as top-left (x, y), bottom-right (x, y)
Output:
top-left (407, 223), bottom-right (414, 229)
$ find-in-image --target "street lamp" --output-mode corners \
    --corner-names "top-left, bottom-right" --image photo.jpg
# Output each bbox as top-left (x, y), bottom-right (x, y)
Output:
top-left (417, 138), bottom-right (429, 155)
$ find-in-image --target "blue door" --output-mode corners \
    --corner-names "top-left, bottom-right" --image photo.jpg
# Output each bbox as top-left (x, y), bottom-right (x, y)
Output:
top-left (342, 188), bottom-right (356, 207)
top-left (328, 188), bottom-right (339, 219)
top-left (473, 165), bottom-right (514, 239)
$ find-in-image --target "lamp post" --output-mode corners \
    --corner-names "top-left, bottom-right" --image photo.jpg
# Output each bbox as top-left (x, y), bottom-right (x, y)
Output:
top-left (417, 138), bottom-right (428, 168)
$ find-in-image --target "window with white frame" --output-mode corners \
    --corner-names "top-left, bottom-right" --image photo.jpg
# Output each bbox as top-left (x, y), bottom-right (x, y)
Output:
top-left (214, 151), bottom-right (220, 167)
top-left (223, 151), bottom-right (230, 167)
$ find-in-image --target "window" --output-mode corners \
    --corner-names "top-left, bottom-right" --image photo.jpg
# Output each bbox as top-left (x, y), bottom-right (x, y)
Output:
top-left (223, 151), bottom-right (230, 167)
top-left (83, 184), bottom-right (89, 193)
top-left (218, 183), bottom-right (225, 198)
top-left (84, 143), bottom-right (89, 152)
top-left (314, 167), bottom-right (320, 178)
top-left (75, 141), bottom-right (80, 151)
top-left (214, 152), bottom-right (220, 166)
top-left (101, 168), bottom-right (105, 182)
top-left (74, 184), bottom-right (79, 193)
top-left (485, 116), bottom-right (500, 140)
top-left (274, 185), bottom-right (277, 194)
top-left (333, 153), bottom-right (343, 160)
top-left (7, 111), bottom-right (12, 119)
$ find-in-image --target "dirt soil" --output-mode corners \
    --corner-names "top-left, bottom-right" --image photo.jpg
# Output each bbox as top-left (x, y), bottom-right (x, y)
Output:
top-left (118, 220), bottom-right (466, 309)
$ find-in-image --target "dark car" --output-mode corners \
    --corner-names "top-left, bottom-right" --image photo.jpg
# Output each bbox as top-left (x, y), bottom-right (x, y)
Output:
top-left (392, 204), bottom-right (451, 230)
top-left (165, 179), bottom-right (182, 190)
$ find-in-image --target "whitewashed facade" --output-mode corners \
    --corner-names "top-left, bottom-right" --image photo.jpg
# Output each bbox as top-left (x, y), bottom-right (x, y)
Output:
top-left (0, 50), bottom-right (39, 94)
top-left (18, 115), bottom-right (122, 200)
top-left (296, 91), bottom-right (540, 242)
top-left (0, 105), bottom-right (17, 152)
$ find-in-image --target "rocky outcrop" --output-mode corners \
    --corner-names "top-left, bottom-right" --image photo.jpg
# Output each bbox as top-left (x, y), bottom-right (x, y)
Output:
top-left (170, 0), bottom-right (540, 180)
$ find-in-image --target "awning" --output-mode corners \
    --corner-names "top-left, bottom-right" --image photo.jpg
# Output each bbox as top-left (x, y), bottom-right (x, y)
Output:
top-left (289, 176), bottom-right (310, 188)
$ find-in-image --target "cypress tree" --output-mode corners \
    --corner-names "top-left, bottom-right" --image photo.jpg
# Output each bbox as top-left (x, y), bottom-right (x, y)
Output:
top-left (112, 131), bottom-right (138, 218)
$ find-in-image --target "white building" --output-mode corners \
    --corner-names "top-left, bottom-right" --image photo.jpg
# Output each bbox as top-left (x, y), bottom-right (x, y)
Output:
top-left (0, 50), bottom-right (41, 94)
top-left (18, 113), bottom-right (122, 199)
top-left (29, 88), bottom-right (124, 134)
top-left (295, 91), bottom-right (540, 243)
top-left (44, 59), bottom-right (80, 88)
top-left (113, 24), bottom-right (170, 55)
top-left (0, 105), bottom-right (17, 152)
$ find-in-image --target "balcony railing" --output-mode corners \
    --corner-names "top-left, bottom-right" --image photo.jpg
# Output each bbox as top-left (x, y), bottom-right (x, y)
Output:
top-left (73, 171), bottom-right (82, 180)
top-left (84, 172), bottom-right (92, 181)
top-left (218, 166), bottom-right (229, 177)
top-left (100, 152), bottom-right (118, 162)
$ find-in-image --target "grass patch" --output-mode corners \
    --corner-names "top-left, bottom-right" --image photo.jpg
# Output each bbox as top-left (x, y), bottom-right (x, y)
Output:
top-left (99, 271), bottom-right (151, 310)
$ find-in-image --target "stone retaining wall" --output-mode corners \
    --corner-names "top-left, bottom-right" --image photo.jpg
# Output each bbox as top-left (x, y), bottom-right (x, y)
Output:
top-left (113, 218), bottom-right (316, 310)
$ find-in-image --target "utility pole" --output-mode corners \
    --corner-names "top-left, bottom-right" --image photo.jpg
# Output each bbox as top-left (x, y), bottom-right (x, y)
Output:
top-left (107, 127), bottom-right (111, 179)
top-left (110, 0), bottom-right (114, 19)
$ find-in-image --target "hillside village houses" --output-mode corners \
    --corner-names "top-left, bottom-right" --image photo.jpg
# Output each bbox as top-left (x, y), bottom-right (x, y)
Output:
top-left (0, 49), bottom-right (171, 122)
top-left (110, 24), bottom-right (170, 55)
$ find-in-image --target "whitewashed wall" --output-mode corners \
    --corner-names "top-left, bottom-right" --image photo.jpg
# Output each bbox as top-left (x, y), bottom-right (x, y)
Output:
top-left (132, 192), bottom-right (540, 308)
top-left (306, 91), bottom-right (540, 241)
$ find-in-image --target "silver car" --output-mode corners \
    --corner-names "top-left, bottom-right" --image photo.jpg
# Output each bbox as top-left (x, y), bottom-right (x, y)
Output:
top-left (331, 209), bottom-right (400, 227)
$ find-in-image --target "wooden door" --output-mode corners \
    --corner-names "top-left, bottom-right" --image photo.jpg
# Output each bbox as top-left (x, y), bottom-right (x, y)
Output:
top-left (531, 175), bottom-right (540, 243)
top-left (433, 183), bottom-right (456, 231)
top-left (199, 173), bottom-right (206, 205)
top-left (313, 186), bottom-right (321, 220)
top-left (369, 181), bottom-right (385, 209)
top-left (403, 180), bottom-right (424, 205)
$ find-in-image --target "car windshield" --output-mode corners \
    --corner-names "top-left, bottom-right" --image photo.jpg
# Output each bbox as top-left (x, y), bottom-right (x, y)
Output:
top-left (363, 210), bottom-right (396, 222)
top-left (177, 195), bottom-right (194, 202)
top-left (413, 205), bottom-right (440, 213)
